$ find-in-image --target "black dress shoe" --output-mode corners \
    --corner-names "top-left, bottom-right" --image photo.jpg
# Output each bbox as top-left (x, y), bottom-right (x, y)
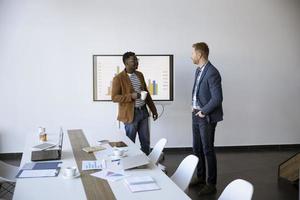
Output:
top-left (189, 177), bottom-right (206, 187)
top-left (198, 184), bottom-right (217, 196)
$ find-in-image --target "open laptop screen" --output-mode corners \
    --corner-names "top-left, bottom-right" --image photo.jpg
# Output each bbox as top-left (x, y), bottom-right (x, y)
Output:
top-left (58, 127), bottom-right (64, 149)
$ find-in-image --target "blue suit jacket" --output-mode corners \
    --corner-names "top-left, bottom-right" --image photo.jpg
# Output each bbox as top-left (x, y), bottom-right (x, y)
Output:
top-left (192, 61), bottom-right (223, 123)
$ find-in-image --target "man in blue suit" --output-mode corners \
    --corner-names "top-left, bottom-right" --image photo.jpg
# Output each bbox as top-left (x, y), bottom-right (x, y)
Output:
top-left (190, 42), bottom-right (223, 195)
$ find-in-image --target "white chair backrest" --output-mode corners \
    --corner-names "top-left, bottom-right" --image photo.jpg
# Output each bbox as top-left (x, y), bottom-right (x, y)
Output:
top-left (0, 160), bottom-right (19, 183)
top-left (218, 179), bottom-right (254, 200)
top-left (170, 155), bottom-right (199, 192)
top-left (148, 138), bottom-right (167, 165)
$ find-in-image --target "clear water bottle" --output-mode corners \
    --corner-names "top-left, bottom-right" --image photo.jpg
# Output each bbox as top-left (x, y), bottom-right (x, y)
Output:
top-left (38, 127), bottom-right (47, 142)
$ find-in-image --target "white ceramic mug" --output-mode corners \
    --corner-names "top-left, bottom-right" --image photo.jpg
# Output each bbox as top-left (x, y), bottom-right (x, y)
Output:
top-left (140, 91), bottom-right (148, 100)
top-left (64, 166), bottom-right (77, 177)
top-left (113, 149), bottom-right (125, 157)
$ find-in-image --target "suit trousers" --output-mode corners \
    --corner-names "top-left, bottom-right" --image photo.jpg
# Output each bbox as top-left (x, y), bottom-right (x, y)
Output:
top-left (192, 112), bottom-right (217, 185)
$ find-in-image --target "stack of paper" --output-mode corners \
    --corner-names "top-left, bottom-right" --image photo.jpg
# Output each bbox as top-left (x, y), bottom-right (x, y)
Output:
top-left (82, 146), bottom-right (105, 153)
top-left (91, 170), bottom-right (129, 182)
top-left (18, 169), bottom-right (58, 178)
top-left (124, 176), bottom-right (160, 193)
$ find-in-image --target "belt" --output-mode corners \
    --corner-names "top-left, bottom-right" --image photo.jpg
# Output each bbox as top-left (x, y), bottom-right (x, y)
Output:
top-left (135, 105), bottom-right (146, 110)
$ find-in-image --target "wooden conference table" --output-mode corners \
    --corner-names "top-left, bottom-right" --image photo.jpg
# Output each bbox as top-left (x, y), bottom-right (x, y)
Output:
top-left (13, 129), bottom-right (191, 200)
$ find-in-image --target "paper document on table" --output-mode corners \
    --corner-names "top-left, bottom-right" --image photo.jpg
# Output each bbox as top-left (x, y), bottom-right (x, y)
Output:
top-left (82, 160), bottom-right (102, 170)
top-left (82, 146), bottom-right (105, 153)
top-left (124, 176), bottom-right (160, 193)
top-left (16, 161), bottom-right (61, 178)
top-left (91, 169), bottom-right (129, 182)
top-left (125, 176), bottom-right (155, 185)
top-left (19, 169), bottom-right (58, 178)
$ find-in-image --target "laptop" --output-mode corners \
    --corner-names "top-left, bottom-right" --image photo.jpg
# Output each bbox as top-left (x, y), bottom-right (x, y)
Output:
top-left (32, 142), bottom-right (57, 151)
top-left (121, 154), bottom-right (150, 170)
top-left (31, 128), bottom-right (64, 161)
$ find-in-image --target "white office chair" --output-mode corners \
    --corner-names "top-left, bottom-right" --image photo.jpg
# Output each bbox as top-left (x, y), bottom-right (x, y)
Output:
top-left (170, 155), bottom-right (199, 192)
top-left (0, 161), bottom-right (19, 198)
top-left (218, 179), bottom-right (254, 200)
top-left (148, 138), bottom-right (167, 165)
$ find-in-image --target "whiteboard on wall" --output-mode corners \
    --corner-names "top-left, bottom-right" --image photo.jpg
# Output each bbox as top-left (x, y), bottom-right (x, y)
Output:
top-left (93, 55), bottom-right (174, 101)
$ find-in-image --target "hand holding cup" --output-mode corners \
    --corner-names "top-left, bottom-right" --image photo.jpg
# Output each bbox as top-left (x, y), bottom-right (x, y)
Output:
top-left (140, 91), bottom-right (148, 100)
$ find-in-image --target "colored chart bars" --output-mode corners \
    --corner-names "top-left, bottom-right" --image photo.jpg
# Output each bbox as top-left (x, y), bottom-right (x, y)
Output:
top-left (148, 79), bottom-right (158, 95)
top-left (106, 66), bottom-right (120, 95)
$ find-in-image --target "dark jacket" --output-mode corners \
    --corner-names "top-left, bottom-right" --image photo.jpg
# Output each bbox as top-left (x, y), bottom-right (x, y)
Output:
top-left (192, 61), bottom-right (223, 122)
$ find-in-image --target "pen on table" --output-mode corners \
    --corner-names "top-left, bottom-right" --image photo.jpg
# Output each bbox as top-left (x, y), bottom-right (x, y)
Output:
top-left (111, 159), bottom-right (121, 165)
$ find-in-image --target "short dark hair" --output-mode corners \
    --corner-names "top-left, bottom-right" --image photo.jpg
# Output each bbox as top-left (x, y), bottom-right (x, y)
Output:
top-left (122, 52), bottom-right (136, 64)
top-left (192, 42), bottom-right (209, 60)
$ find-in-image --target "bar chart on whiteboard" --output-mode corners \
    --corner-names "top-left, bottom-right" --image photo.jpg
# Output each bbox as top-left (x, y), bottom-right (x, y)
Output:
top-left (93, 55), bottom-right (173, 101)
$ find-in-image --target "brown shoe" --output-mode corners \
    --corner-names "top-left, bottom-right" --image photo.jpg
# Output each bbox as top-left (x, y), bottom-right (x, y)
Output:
top-left (198, 184), bottom-right (217, 196)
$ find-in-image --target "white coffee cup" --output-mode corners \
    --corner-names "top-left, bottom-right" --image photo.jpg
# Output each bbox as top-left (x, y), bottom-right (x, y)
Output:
top-left (113, 149), bottom-right (125, 157)
top-left (140, 91), bottom-right (148, 100)
top-left (64, 166), bottom-right (77, 177)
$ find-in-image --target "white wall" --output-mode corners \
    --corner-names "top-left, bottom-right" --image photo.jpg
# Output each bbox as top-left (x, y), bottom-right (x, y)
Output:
top-left (1, 0), bottom-right (300, 152)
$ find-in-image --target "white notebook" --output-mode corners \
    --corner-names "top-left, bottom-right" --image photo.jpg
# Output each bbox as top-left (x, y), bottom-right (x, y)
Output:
top-left (124, 176), bottom-right (160, 193)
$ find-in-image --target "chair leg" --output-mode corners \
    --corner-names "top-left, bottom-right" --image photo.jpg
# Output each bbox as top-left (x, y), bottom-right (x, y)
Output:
top-left (0, 182), bottom-right (15, 199)
top-left (158, 152), bottom-right (165, 162)
top-left (157, 152), bottom-right (167, 174)
top-left (158, 163), bottom-right (168, 174)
